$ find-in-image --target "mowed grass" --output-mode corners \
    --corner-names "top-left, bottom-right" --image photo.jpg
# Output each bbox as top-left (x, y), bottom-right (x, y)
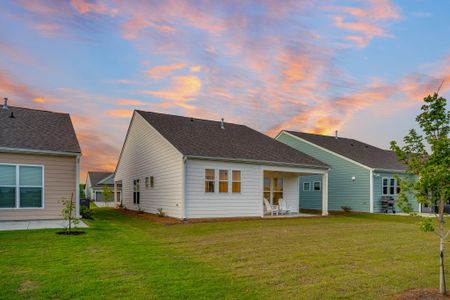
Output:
top-left (0, 208), bottom-right (447, 299)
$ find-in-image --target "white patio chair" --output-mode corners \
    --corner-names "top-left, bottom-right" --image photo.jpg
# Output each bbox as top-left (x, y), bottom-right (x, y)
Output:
top-left (263, 198), bottom-right (279, 216)
top-left (279, 198), bottom-right (291, 215)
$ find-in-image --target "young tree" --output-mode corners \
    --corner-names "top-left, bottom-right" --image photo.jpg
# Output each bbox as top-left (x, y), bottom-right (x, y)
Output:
top-left (101, 185), bottom-right (113, 205)
top-left (391, 93), bottom-right (450, 295)
top-left (60, 193), bottom-right (79, 234)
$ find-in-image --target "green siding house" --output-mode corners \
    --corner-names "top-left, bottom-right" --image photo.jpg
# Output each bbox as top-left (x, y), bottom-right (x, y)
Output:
top-left (276, 131), bottom-right (420, 213)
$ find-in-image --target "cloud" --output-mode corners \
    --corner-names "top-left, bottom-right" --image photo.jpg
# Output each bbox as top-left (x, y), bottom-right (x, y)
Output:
top-left (143, 75), bottom-right (201, 110)
top-left (70, 0), bottom-right (118, 16)
top-left (145, 63), bottom-right (185, 80)
top-left (106, 109), bottom-right (134, 118)
top-left (324, 0), bottom-right (401, 48)
top-left (116, 99), bottom-right (146, 106)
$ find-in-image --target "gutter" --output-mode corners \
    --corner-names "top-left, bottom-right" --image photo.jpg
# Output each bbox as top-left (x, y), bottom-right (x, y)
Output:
top-left (184, 155), bottom-right (330, 171)
top-left (0, 147), bottom-right (80, 157)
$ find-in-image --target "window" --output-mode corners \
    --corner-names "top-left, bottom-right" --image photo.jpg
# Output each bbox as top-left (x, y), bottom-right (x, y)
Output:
top-left (232, 170), bottom-right (241, 193)
top-left (382, 178), bottom-right (388, 195)
top-left (263, 177), bottom-right (270, 201)
top-left (382, 177), bottom-right (399, 196)
top-left (272, 177), bottom-right (283, 206)
top-left (150, 176), bottom-right (154, 188)
top-left (205, 169), bottom-right (215, 193)
top-left (133, 179), bottom-right (140, 204)
top-left (303, 182), bottom-right (311, 191)
top-left (219, 170), bottom-right (228, 193)
top-left (313, 181), bottom-right (321, 191)
top-left (145, 177), bottom-right (149, 189)
top-left (390, 178), bottom-right (395, 195)
top-left (0, 164), bottom-right (43, 209)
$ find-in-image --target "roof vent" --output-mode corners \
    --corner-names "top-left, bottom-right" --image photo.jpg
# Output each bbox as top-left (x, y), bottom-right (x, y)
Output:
top-left (220, 118), bottom-right (225, 129)
top-left (335, 130), bottom-right (338, 139)
top-left (9, 111), bottom-right (15, 118)
top-left (2, 97), bottom-right (8, 111)
top-left (190, 117), bottom-right (194, 122)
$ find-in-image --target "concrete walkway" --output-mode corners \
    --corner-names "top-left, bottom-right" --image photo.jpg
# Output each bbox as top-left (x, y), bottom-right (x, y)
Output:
top-left (0, 220), bottom-right (88, 231)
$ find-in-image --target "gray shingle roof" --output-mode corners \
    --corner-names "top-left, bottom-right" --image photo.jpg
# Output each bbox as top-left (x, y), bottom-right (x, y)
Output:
top-left (88, 172), bottom-right (114, 187)
top-left (136, 111), bottom-right (328, 169)
top-left (0, 106), bottom-right (81, 154)
top-left (285, 131), bottom-right (405, 171)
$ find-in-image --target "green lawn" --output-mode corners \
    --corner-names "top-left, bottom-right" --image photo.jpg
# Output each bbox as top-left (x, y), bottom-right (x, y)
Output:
top-left (0, 208), bottom-right (447, 299)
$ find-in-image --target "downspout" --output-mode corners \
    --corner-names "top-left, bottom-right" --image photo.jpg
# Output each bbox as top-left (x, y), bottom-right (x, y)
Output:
top-left (182, 156), bottom-right (187, 220)
top-left (369, 169), bottom-right (374, 213)
top-left (75, 154), bottom-right (81, 218)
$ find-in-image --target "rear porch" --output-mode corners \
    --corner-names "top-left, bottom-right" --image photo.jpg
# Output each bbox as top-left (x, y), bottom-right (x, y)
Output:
top-left (262, 165), bottom-right (328, 217)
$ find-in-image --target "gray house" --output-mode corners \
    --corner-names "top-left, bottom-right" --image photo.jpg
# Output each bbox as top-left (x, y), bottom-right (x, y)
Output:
top-left (85, 171), bottom-right (119, 202)
top-left (276, 131), bottom-right (420, 213)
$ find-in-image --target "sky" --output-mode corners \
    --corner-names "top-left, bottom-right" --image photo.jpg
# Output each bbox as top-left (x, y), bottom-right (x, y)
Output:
top-left (0, 0), bottom-right (449, 182)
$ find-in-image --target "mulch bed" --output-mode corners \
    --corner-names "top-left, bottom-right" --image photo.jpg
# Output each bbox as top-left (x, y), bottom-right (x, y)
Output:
top-left (118, 209), bottom-right (183, 225)
top-left (118, 208), bottom-right (323, 225)
top-left (56, 231), bottom-right (85, 235)
top-left (394, 289), bottom-right (450, 300)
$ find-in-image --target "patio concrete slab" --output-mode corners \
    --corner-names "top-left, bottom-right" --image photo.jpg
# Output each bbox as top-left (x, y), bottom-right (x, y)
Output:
top-left (0, 220), bottom-right (88, 231)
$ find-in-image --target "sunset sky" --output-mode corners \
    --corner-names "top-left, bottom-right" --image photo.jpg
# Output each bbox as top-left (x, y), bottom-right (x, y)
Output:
top-left (1, 0), bottom-right (449, 181)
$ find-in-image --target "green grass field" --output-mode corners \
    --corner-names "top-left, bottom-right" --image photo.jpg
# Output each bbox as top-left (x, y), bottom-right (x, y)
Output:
top-left (0, 208), bottom-right (446, 299)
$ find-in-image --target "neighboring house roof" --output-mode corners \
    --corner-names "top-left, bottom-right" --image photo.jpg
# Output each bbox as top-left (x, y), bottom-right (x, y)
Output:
top-left (284, 131), bottom-right (405, 171)
top-left (135, 110), bottom-right (328, 169)
top-left (88, 172), bottom-right (114, 188)
top-left (0, 106), bottom-right (81, 154)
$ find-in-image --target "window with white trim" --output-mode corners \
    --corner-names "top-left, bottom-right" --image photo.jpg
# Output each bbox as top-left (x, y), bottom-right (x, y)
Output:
top-left (0, 164), bottom-right (43, 208)
top-left (133, 179), bottom-right (140, 204)
top-left (219, 170), bottom-right (228, 193)
top-left (205, 169), bottom-right (215, 193)
top-left (313, 181), bottom-right (321, 191)
top-left (232, 170), bottom-right (241, 193)
top-left (303, 182), bottom-right (311, 191)
top-left (382, 177), bottom-right (399, 196)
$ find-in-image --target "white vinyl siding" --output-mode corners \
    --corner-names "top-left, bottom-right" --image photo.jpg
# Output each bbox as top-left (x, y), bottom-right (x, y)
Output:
top-left (186, 160), bottom-right (263, 218)
top-left (114, 113), bottom-right (184, 218)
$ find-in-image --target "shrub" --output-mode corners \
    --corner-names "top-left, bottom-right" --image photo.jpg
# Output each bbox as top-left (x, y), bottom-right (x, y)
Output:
top-left (80, 206), bottom-right (94, 219)
top-left (341, 206), bottom-right (352, 213)
top-left (156, 208), bottom-right (166, 217)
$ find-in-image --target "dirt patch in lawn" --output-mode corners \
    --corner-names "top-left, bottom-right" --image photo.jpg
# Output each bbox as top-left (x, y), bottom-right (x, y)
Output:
top-left (18, 280), bottom-right (39, 294)
top-left (394, 288), bottom-right (450, 300)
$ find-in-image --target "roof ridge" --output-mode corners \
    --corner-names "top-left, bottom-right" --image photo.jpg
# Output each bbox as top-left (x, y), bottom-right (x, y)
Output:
top-left (136, 110), bottom-right (246, 127)
top-left (5, 105), bottom-right (70, 116)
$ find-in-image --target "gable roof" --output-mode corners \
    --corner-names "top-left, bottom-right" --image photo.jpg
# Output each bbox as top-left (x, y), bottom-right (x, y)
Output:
top-left (0, 106), bottom-right (81, 154)
top-left (87, 171), bottom-right (114, 187)
top-left (136, 110), bottom-right (328, 169)
top-left (284, 131), bottom-right (405, 171)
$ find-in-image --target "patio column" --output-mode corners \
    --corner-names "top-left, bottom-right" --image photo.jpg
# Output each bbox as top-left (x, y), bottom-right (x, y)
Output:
top-left (114, 181), bottom-right (118, 208)
top-left (322, 173), bottom-right (328, 216)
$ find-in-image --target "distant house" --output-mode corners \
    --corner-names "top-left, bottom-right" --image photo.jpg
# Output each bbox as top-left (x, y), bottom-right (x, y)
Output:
top-left (0, 100), bottom-right (81, 221)
top-left (85, 171), bottom-right (119, 202)
top-left (276, 131), bottom-right (420, 213)
top-left (114, 111), bottom-right (330, 219)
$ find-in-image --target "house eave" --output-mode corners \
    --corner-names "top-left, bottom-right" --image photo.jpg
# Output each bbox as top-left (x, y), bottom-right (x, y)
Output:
top-left (184, 155), bottom-right (330, 170)
top-left (0, 147), bottom-right (81, 157)
top-left (372, 168), bottom-right (407, 173)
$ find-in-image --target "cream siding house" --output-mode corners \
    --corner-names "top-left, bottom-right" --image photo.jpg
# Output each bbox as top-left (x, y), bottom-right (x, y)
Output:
top-left (0, 102), bottom-right (81, 221)
top-left (114, 111), bottom-right (330, 219)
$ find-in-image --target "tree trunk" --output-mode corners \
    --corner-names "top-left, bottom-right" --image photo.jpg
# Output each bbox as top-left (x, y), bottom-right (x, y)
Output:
top-left (439, 197), bottom-right (446, 295)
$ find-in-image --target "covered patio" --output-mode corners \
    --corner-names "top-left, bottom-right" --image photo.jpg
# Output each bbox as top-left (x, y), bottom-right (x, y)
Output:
top-left (262, 165), bottom-right (328, 217)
